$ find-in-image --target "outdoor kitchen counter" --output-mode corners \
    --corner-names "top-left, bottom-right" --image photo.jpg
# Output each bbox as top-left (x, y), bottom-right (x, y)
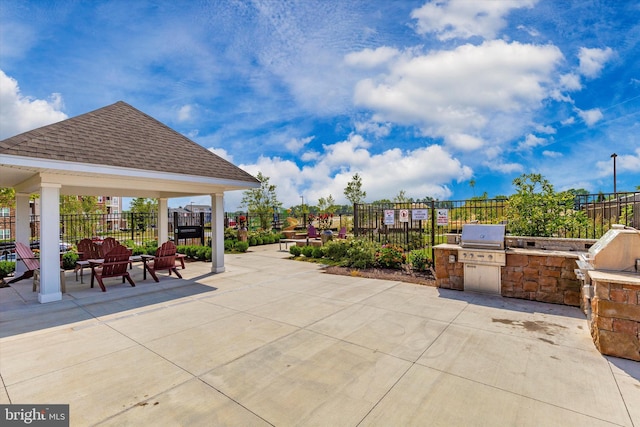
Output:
top-left (588, 270), bottom-right (640, 286)
top-left (506, 247), bottom-right (582, 258)
top-left (586, 269), bottom-right (640, 361)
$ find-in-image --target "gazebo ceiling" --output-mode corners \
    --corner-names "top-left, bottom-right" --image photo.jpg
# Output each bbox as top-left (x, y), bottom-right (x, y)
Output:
top-left (0, 101), bottom-right (260, 197)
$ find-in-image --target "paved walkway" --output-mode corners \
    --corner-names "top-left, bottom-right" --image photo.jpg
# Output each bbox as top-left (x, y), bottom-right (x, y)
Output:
top-left (1, 245), bottom-right (638, 426)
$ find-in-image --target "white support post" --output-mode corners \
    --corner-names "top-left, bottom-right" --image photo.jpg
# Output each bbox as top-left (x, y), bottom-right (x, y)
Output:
top-left (211, 193), bottom-right (225, 273)
top-left (14, 193), bottom-right (31, 278)
top-left (158, 198), bottom-right (169, 244)
top-left (38, 183), bottom-right (62, 303)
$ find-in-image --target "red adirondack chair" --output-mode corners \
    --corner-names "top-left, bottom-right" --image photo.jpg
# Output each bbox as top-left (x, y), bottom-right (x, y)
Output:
top-left (8, 242), bottom-right (39, 284)
top-left (74, 238), bottom-right (101, 283)
top-left (144, 241), bottom-right (183, 283)
top-left (337, 227), bottom-right (347, 239)
top-left (90, 244), bottom-right (135, 292)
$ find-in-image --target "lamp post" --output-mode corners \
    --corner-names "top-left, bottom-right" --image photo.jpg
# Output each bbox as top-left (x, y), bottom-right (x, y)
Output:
top-left (611, 153), bottom-right (617, 196)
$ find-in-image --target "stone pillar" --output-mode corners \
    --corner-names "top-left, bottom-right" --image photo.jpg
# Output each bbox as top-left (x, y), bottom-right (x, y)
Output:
top-left (38, 183), bottom-right (62, 303)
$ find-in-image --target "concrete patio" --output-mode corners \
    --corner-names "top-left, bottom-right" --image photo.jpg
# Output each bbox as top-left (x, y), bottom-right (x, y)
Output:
top-left (1, 245), bottom-right (638, 426)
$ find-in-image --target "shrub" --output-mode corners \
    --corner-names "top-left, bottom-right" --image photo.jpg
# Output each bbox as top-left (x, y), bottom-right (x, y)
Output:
top-left (61, 251), bottom-right (79, 270)
top-left (204, 247), bottom-right (212, 261)
top-left (311, 246), bottom-right (325, 258)
top-left (376, 244), bottom-right (406, 269)
top-left (0, 261), bottom-right (16, 279)
top-left (301, 246), bottom-right (314, 257)
top-left (256, 237), bottom-right (264, 245)
top-left (224, 240), bottom-right (235, 251)
top-left (234, 241), bottom-right (249, 252)
top-left (224, 227), bottom-right (238, 240)
top-left (324, 240), bottom-right (349, 261)
top-left (176, 245), bottom-right (187, 254)
top-left (196, 246), bottom-right (208, 260)
top-left (407, 249), bottom-right (432, 271)
top-left (248, 237), bottom-right (257, 246)
top-left (345, 239), bottom-right (378, 269)
top-left (289, 245), bottom-right (302, 256)
top-left (131, 245), bottom-right (146, 256)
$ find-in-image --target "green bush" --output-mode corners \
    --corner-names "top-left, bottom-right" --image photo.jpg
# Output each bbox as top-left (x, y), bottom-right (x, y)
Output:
top-left (345, 239), bottom-right (378, 269)
top-left (301, 246), bottom-right (314, 257)
top-left (407, 249), bottom-right (432, 271)
top-left (256, 237), bottom-right (264, 245)
top-left (224, 239), bottom-right (235, 251)
top-left (204, 247), bottom-right (212, 261)
top-left (131, 245), bottom-right (146, 256)
top-left (143, 240), bottom-right (158, 255)
top-left (0, 261), bottom-right (16, 279)
top-left (376, 244), bottom-right (405, 269)
top-left (176, 245), bottom-right (187, 255)
top-left (311, 246), bottom-right (325, 258)
top-left (248, 237), bottom-right (257, 246)
top-left (324, 240), bottom-right (349, 261)
top-left (196, 246), bottom-right (208, 260)
top-left (234, 241), bottom-right (249, 252)
top-left (289, 246), bottom-right (302, 256)
top-left (61, 251), bottom-right (79, 270)
top-left (224, 227), bottom-right (238, 240)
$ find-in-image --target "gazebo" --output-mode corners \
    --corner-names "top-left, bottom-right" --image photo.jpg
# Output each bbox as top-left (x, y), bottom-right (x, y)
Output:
top-left (0, 101), bottom-right (260, 303)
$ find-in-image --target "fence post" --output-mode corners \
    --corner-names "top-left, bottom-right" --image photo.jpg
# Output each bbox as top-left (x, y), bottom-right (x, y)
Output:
top-left (430, 200), bottom-right (436, 260)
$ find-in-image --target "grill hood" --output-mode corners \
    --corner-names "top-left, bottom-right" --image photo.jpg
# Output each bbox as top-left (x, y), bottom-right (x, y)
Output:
top-left (460, 224), bottom-right (506, 250)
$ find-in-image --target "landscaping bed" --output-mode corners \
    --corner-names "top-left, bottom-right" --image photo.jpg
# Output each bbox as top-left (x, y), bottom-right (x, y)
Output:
top-left (324, 265), bottom-right (436, 287)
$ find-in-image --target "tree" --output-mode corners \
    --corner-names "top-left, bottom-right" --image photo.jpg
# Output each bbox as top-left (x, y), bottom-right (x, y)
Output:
top-left (344, 173), bottom-right (366, 205)
top-left (469, 179), bottom-right (476, 197)
top-left (129, 198), bottom-right (158, 231)
top-left (393, 190), bottom-right (411, 203)
top-left (240, 172), bottom-right (282, 230)
top-left (506, 174), bottom-right (587, 237)
top-left (0, 188), bottom-right (15, 208)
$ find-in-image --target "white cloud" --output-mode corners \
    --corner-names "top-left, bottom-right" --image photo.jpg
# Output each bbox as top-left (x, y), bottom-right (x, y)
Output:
top-left (228, 133), bottom-right (472, 207)
top-left (411, 0), bottom-right (538, 40)
top-left (559, 73), bottom-right (582, 91)
top-left (578, 47), bottom-right (614, 78)
top-left (484, 160), bottom-right (524, 174)
top-left (595, 148), bottom-right (640, 177)
top-left (177, 104), bottom-right (193, 122)
top-left (0, 69), bottom-right (68, 139)
top-left (344, 46), bottom-right (400, 68)
top-left (576, 108), bottom-right (603, 126)
top-left (446, 133), bottom-right (485, 151)
top-left (518, 133), bottom-right (546, 150)
top-left (535, 125), bottom-right (556, 134)
top-left (353, 40), bottom-right (563, 145)
top-left (354, 120), bottom-right (391, 138)
top-left (542, 150), bottom-right (562, 158)
top-left (285, 136), bottom-right (314, 153)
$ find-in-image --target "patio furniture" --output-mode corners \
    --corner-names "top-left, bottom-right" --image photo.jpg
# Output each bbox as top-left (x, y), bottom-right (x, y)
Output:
top-left (8, 242), bottom-right (40, 284)
top-left (98, 237), bottom-right (118, 257)
top-left (143, 241), bottom-right (183, 282)
top-left (337, 227), bottom-right (347, 239)
top-left (307, 225), bottom-right (320, 239)
top-left (90, 244), bottom-right (135, 292)
top-left (75, 238), bottom-right (100, 284)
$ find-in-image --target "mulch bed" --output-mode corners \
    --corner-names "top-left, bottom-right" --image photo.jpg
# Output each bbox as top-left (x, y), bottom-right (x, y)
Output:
top-left (324, 265), bottom-right (436, 287)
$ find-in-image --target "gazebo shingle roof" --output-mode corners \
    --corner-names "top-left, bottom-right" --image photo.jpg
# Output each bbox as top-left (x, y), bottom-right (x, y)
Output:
top-left (0, 101), bottom-right (258, 184)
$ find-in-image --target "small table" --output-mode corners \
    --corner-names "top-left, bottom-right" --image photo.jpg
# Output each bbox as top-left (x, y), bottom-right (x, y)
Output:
top-left (279, 239), bottom-right (297, 251)
top-left (140, 255), bottom-right (155, 280)
top-left (88, 255), bottom-right (147, 286)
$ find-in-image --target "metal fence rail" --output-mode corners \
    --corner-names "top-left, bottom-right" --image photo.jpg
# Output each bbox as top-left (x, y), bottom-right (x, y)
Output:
top-left (354, 192), bottom-right (639, 252)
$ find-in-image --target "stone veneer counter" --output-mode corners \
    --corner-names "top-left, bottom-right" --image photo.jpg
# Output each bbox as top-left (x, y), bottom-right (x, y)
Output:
top-left (587, 270), bottom-right (640, 361)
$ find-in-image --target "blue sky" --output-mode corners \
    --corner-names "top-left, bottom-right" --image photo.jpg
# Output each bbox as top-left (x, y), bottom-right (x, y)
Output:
top-left (1, 0), bottom-right (639, 210)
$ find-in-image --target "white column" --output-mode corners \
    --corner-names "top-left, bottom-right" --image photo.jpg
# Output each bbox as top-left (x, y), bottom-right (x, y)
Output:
top-left (211, 193), bottom-right (225, 273)
top-left (158, 198), bottom-right (169, 243)
top-left (38, 183), bottom-right (62, 303)
top-left (14, 193), bottom-right (31, 278)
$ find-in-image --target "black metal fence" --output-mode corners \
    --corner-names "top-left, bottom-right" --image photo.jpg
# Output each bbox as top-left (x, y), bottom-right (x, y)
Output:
top-left (354, 192), bottom-right (639, 252)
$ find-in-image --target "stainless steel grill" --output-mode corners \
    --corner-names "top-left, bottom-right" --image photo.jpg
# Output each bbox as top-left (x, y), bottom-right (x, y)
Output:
top-left (458, 224), bottom-right (507, 294)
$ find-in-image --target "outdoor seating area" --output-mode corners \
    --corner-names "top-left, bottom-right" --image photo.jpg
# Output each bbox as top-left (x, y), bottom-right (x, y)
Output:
top-left (0, 244), bottom-right (637, 426)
